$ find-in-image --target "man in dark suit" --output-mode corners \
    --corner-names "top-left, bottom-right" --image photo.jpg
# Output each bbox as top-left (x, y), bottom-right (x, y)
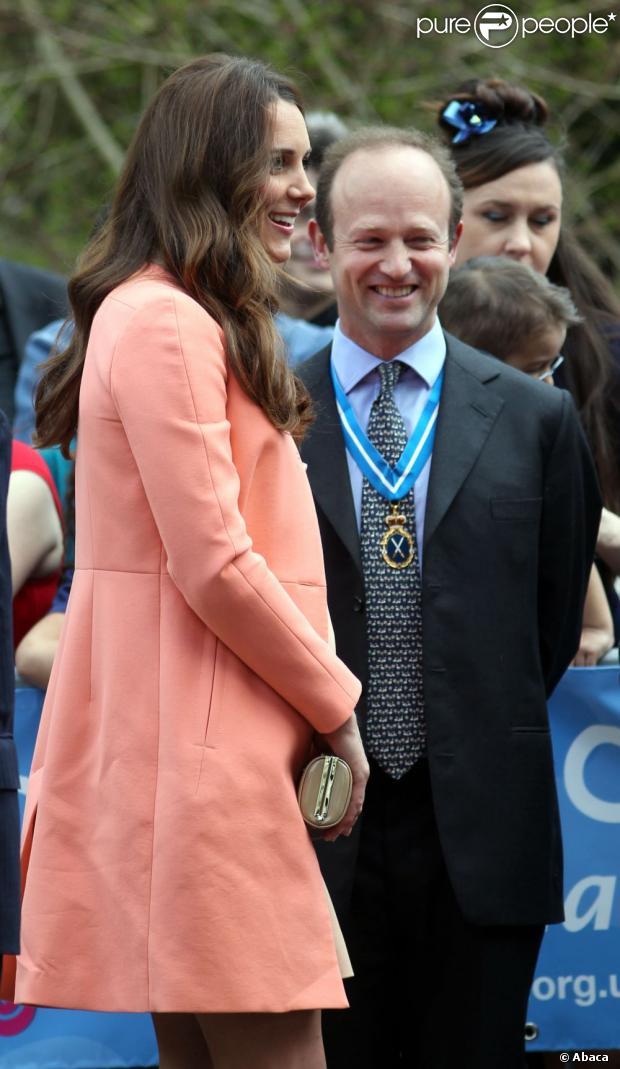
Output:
top-left (0, 409), bottom-right (20, 966)
top-left (298, 127), bottom-right (600, 1069)
top-left (0, 259), bottom-right (67, 423)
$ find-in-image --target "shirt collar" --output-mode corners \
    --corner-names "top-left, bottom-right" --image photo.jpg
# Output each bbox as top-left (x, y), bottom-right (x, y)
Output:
top-left (332, 317), bottom-right (446, 395)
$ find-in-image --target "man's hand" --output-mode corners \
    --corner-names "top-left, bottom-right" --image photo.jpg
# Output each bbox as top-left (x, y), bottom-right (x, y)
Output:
top-left (572, 564), bottom-right (615, 666)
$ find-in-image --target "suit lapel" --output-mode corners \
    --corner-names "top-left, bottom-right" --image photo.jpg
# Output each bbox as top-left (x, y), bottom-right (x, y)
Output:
top-left (301, 336), bottom-right (504, 564)
top-left (423, 335), bottom-right (504, 550)
top-left (299, 347), bottom-right (362, 575)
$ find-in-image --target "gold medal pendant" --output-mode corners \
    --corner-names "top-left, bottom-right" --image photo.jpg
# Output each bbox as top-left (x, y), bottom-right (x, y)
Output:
top-left (380, 502), bottom-right (415, 569)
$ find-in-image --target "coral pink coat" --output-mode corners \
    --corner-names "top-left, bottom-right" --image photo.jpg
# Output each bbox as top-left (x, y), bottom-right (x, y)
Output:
top-left (10, 268), bottom-right (361, 1013)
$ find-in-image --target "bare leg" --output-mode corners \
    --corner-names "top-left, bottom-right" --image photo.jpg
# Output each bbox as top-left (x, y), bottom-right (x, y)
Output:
top-left (197, 1010), bottom-right (326, 1069)
top-left (152, 1012), bottom-right (214, 1069)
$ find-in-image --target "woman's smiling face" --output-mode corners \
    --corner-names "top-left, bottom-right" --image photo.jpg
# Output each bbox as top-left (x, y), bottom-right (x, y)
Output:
top-left (456, 160), bottom-right (563, 276)
top-left (260, 99), bottom-right (314, 264)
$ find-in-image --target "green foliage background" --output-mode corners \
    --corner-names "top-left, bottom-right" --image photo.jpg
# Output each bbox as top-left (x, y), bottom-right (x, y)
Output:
top-left (1, 0), bottom-right (618, 282)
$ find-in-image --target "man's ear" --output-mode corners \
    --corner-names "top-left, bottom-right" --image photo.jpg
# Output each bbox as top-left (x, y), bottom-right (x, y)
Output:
top-left (448, 220), bottom-right (464, 265)
top-left (308, 219), bottom-right (331, 269)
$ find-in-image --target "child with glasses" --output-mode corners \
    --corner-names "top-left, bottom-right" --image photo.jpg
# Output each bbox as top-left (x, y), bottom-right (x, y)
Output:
top-left (440, 255), bottom-right (576, 382)
top-left (440, 255), bottom-right (613, 666)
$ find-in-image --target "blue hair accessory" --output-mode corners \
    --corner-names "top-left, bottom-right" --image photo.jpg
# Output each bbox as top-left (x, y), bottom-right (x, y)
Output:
top-left (441, 100), bottom-right (497, 145)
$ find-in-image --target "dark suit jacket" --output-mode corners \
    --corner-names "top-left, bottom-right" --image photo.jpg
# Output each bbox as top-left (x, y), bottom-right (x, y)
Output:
top-left (0, 410), bottom-right (20, 953)
top-left (0, 259), bottom-right (68, 422)
top-left (299, 333), bottom-right (601, 928)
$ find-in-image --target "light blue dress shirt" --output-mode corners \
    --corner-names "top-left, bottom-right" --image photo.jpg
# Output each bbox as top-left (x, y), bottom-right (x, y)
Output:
top-left (275, 312), bottom-right (334, 367)
top-left (13, 318), bottom-right (71, 443)
top-left (331, 317), bottom-right (446, 567)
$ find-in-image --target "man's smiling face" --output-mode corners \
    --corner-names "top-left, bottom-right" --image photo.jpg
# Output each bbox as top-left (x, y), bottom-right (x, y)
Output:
top-left (310, 145), bottom-right (461, 360)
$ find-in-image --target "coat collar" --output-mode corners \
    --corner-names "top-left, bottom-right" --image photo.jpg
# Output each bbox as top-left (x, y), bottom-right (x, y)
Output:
top-left (299, 333), bottom-right (504, 574)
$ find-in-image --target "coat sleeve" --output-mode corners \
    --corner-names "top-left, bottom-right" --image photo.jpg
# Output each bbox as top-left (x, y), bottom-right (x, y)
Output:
top-left (538, 389), bottom-right (602, 695)
top-left (109, 292), bottom-right (361, 734)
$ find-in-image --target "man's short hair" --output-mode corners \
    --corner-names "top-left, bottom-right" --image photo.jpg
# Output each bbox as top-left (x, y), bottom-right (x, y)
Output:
top-left (315, 125), bottom-right (464, 249)
top-left (440, 257), bottom-right (581, 360)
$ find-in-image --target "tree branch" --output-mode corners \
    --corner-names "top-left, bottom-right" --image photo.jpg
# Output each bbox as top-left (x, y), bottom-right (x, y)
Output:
top-left (280, 0), bottom-right (369, 113)
top-left (18, 0), bottom-right (124, 174)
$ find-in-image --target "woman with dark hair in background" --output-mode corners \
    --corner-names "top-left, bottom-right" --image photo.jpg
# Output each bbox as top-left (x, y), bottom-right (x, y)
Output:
top-left (2, 54), bottom-right (368, 1069)
top-left (436, 77), bottom-right (620, 632)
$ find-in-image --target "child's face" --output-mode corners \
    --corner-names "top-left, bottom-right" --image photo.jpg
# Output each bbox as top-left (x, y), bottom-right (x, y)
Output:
top-left (504, 323), bottom-right (566, 384)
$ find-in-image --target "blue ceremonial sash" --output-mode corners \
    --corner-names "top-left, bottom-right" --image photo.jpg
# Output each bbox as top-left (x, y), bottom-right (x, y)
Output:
top-left (331, 359), bottom-right (444, 502)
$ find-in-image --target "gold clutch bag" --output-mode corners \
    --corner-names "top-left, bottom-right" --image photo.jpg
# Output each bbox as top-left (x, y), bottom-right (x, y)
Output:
top-left (298, 755), bottom-right (353, 829)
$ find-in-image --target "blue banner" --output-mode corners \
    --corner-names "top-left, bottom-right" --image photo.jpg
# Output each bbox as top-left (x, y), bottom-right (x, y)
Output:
top-left (0, 687), bottom-right (158, 1068)
top-left (527, 665), bottom-right (620, 1052)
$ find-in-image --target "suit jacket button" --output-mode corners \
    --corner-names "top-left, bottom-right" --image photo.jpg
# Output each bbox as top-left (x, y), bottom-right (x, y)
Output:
top-left (353, 595), bottom-right (365, 613)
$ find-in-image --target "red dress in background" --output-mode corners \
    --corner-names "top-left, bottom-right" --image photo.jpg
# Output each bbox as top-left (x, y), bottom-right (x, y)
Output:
top-left (11, 440), bottom-right (63, 649)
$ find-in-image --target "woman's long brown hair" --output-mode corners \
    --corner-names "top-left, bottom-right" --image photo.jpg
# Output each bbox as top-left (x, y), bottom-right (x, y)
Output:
top-left (35, 54), bottom-right (312, 455)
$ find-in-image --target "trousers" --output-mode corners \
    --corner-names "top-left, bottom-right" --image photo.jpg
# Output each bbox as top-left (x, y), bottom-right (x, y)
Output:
top-left (322, 758), bottom-right (543, 1068)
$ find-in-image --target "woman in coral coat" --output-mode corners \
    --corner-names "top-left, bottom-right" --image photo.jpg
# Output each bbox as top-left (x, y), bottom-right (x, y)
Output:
top-left (6, 55), bottom-right (368, 1069)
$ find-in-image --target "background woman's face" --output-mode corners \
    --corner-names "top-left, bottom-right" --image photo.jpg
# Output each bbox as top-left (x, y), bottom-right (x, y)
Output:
top-left (260, 99), bottom-right (314, 264)
top-left (455, 161), bottom-right (563, 276)
top-left (286, 167), bottom-right (335, 297)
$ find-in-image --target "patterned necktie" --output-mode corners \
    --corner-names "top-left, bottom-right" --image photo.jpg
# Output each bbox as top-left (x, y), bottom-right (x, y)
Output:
top-left (360, 360), bottom-right (426, 779)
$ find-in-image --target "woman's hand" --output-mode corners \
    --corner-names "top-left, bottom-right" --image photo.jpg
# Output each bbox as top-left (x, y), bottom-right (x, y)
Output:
top-left (572, 564), bottom-right (615, 666)
top-left (572, 626), bottom-right (615, 667)
top-left (596, 508), bottom-right (620, 575)
top-left (318, 714), bottom-right (369, 842)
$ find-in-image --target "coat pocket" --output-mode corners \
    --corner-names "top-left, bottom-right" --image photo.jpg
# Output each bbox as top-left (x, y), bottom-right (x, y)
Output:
top-left (197, 636), bottom-right (224, 747)
top-left (21, 765), bottom-right (43, 865)
top-left (491, 497), bottom-right (542, 522)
